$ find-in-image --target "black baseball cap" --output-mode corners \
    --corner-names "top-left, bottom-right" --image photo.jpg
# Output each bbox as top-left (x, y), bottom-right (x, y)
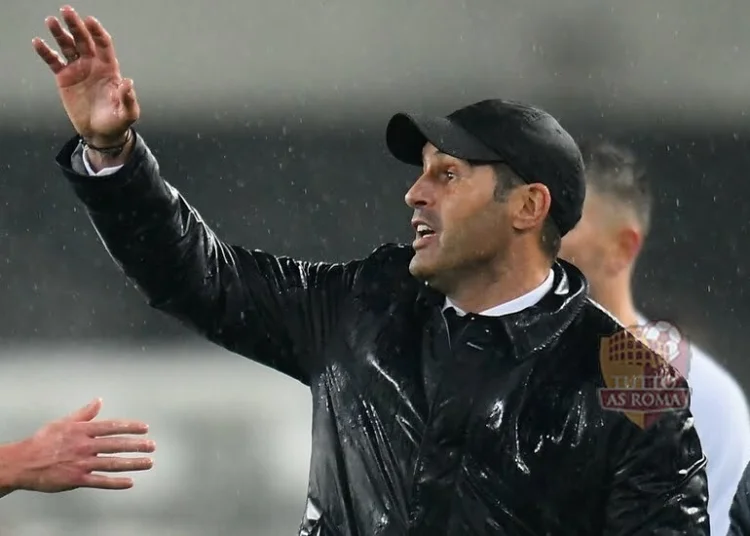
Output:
top-left (385, 99), bottom-right (585, 237)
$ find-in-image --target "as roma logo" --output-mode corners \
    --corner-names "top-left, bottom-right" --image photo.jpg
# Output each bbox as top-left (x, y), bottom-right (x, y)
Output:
top-left (598, 320), bottom-right (691, 429)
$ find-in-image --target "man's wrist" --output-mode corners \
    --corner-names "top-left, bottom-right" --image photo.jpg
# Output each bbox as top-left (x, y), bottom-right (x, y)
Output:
top-left (82, 129), bottom-right (132, 152)
top-left (0, 441), bottom-right (27, 492)
top-left (84, 130), bottom-right (135, 172)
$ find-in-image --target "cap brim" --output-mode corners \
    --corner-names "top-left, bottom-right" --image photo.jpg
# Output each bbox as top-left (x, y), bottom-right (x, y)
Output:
top-left (385, 113), bottom-right (500, 167)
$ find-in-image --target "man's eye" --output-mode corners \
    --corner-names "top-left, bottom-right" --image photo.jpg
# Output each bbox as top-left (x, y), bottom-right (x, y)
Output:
top-left (445, 171), bottom-right (457, 180)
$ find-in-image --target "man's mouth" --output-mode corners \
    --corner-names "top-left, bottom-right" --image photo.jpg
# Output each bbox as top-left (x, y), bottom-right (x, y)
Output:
top-left (416, 224), bottom-right (436, 238)
top-left (413, 223), bottom-right (438, 250)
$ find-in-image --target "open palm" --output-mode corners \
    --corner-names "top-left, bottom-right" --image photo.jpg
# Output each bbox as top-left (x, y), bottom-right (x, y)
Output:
top-left (32, 5), bottom-right (139, 147)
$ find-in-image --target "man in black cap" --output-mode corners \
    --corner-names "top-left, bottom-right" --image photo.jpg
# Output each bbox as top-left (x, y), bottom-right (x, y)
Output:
top-left (34, 6), bottom-right (708, 535)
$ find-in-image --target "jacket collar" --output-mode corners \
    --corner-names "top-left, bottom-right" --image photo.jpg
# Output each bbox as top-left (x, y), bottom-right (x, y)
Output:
top-left (416, 259), bottom-right (588, 360)
top-left (443, 269), bottom-right (555, 317)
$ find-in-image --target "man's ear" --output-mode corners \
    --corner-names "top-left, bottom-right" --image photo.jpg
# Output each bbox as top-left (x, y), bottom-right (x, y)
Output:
top-left (511, 183), bottom-right (551, 231)
top-left (607, 226), bottom-right (643, 273)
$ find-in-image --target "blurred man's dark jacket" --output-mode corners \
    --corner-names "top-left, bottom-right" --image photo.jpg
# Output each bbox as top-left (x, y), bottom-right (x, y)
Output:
top-left (729, 461), bottom-right (750, 535)
top-left (56, 132), bottom-right (709, 535)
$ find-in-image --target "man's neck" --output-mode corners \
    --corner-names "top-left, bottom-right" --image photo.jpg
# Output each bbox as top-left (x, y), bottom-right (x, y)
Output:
top-left (446, 261), bottom-right (552, 314)
top-left (588, 276), bottom-right (640, 328)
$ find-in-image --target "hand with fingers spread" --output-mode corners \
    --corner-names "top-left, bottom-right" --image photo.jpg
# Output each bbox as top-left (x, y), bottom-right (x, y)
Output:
top-left (0, 398), bottom-right (154, 496)
top-left (32, 5), bottom-right (138, 167)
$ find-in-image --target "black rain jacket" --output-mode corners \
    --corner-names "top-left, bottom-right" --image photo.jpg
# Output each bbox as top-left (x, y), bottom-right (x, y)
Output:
top-left (729, 460), bottom-right (750, 535)
top-left (56, 132), bottom-right (709, 536)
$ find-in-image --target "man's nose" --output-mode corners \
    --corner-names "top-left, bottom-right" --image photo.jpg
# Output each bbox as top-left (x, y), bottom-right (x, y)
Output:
top-left (405, 174), bottom-right (431, 208)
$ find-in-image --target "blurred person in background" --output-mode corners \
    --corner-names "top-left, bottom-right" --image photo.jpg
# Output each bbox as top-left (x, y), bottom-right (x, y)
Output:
top-left (32, 6), bottom-right (709, 535)
top-left (0, 398), bottom-right (154, 497)
top-left (559, 139), bottom-right (750, 536)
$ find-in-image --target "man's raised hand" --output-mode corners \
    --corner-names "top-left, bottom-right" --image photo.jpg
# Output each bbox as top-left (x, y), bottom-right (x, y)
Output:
top-left (32, 5), bottom-right (139, 149)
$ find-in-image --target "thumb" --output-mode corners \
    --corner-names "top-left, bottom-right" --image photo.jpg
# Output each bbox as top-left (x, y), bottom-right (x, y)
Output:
top-left (63, 398), bottom-right (102, 422)
top-left (118, 78), bottom-right (139, 121)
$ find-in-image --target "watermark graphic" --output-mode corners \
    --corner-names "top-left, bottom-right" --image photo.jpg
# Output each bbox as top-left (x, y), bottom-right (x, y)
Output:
top-left (598, 320), bottom-right (692, 429)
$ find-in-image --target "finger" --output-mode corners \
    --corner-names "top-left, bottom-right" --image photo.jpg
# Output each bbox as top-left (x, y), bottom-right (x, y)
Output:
top-left (32, 38), bottom-right (66, 74)
top-left (91, 436), bottom-right (156, 454)
top-left (119, 79), bottom-right (140, 121)
top-left (88, 456), bottom-right (154, 473)
top-left (60, 6), bottom-right (95, 58)
top-left (83, 16), bottom-right (116, 64)
top-left (83, 419), bottom-right (149, 437)
top-left (63, 398), bottom-right (102, 423)
top-left (45, 17), bottom-right (78, 62)
top-left (79, 473), bottom-right (134, 490)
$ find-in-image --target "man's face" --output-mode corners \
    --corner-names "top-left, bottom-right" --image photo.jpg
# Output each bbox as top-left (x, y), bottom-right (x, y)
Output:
top-left (559, 190), bottom-right (626, 283)
top-left (404, 144), bottom-right (512, 290)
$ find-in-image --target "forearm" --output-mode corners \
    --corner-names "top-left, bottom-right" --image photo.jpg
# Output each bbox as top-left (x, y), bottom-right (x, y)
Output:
top-left (56, 131), bottom-right (229, 310)
top-left (55, 131), bottom-right (335, 379)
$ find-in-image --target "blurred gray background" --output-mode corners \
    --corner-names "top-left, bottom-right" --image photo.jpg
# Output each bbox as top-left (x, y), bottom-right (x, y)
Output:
top-left (1, 0), bottom-right (750, 534)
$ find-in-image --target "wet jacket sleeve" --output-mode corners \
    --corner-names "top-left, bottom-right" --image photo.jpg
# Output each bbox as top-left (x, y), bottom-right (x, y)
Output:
top-left (602, 404), bottom-right (709, 535)
top-left (729, 461), bottom-right (750, 535)
top-left (55, 132), bottom-right (359, 385)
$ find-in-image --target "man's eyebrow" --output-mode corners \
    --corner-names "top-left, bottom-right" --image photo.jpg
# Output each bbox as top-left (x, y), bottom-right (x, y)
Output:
top-left (421, 151), bottom-right (455, 166)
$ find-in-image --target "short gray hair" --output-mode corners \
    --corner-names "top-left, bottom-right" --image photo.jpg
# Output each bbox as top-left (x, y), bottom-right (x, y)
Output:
top-left (579, 140), bottom-right (653, 235)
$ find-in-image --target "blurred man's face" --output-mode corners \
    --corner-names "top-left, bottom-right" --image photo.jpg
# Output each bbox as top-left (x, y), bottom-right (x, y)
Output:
top-left (404, 144), bottom-right (512, 291)
top-left (559, 190), bottom-right (621, 283)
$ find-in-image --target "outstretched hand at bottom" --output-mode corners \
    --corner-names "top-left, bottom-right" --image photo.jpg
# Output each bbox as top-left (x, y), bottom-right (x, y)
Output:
top-left (4, 398), bottom-right (154, 493)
